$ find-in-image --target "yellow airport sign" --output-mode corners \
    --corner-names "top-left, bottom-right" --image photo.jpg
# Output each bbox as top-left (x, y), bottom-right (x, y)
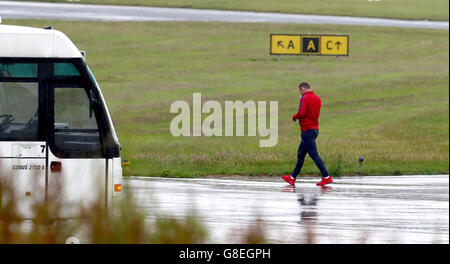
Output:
top-left (320, 35), bottom-right (348, 55)
top-left (270, 34), bottom-right (301, 55)
top-left (270, 34), bottom-right (349, 56)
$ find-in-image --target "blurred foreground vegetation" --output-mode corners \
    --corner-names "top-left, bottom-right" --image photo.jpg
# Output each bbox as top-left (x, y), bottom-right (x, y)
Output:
top-left (0, 175), bottom-right (210, 244)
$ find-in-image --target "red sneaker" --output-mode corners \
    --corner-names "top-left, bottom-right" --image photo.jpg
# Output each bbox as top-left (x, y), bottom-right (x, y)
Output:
top-left (282, 175), bottom-right (296, 185)
top-left (316, 176), bottom-right (333, 186)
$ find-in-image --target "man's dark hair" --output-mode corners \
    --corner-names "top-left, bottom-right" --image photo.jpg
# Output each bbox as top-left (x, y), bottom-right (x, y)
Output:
top-left (299, 82), bottom-right (310, 89)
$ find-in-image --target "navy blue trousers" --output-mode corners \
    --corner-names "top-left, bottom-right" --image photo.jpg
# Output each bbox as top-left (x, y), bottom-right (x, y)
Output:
top-left (292, 129), bottom-right (329, 178)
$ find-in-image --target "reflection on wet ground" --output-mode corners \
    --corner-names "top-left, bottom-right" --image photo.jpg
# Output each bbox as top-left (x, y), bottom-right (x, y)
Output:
top-left (124, 175), bottom-right (449, 244)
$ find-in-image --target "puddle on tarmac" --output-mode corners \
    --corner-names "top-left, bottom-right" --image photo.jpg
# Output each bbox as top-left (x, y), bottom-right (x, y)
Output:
top-left (124, 175), bottom-right (449, 244)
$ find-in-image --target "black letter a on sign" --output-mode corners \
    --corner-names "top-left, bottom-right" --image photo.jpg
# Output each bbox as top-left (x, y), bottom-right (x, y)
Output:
top-left (287, 40), bottom-right (295, 49)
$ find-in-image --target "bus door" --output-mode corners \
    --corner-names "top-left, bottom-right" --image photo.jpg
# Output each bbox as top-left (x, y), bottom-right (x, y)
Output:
top-left (47, 82), bottom-right (107, 217)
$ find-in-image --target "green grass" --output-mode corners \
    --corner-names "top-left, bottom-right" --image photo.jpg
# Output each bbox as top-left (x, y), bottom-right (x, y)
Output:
top-left (21, 0), bottom-right (449, 21)
top-left (5, 19), bottom-right (449, 177)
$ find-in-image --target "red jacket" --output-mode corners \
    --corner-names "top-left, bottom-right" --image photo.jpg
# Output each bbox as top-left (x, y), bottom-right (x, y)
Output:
top-left (292, 91), bottom-right (321, 131)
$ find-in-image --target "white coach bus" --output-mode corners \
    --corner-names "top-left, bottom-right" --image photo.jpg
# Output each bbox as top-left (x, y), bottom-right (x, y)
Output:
top-left (0, 24), bottom-right (122, 218)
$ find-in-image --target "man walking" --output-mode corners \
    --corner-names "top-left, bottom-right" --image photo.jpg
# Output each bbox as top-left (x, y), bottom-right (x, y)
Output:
top-left (282, 82), bottom-right (333, 186)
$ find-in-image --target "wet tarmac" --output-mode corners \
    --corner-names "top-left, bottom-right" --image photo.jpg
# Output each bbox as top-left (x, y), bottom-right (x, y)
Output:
top-left (124, 175), bottom-right (449, 244)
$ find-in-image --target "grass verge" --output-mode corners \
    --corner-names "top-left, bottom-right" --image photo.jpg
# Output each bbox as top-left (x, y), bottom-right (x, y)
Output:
top-left (4, 19), bottom-right (449, 177)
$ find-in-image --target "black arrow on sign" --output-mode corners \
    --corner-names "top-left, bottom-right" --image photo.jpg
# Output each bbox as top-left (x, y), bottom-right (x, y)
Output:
top-left (335, 41), bottom-right (342, 50)
top-left (277, 41), bottom-right (285, 48)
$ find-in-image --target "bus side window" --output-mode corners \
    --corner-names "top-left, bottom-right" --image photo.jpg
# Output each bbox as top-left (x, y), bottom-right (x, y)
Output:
top-left (0, 62), bottom-right (39, 141)
top-left (53, 87), bottom-right (102, 158)
top-left (0, 82), bottom-right (39, 141)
